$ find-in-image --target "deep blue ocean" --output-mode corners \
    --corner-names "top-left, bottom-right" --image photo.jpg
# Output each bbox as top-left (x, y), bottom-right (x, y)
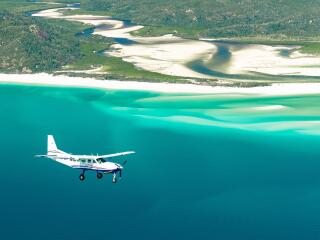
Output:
top-left (1, 84), bottom-right (320, 240)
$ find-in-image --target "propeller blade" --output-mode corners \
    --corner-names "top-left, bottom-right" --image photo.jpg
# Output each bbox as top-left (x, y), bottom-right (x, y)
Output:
top-left (119, 169), bottom-right (122, 178)
top-left (122, 160), bottom-right (128, 166)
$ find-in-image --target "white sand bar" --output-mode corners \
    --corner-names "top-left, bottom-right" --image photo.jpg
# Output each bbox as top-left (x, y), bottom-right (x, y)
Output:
top-left (32, 8), bottom-right (216, 79)
top-left (227, 45), bottom-right (320, 76)
top-left (2, 73), bottom-right (320, 96)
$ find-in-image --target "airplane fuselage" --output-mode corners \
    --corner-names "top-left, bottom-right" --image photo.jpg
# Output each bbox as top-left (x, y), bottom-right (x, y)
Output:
top-left (47, 150), bottom-right (122, 173)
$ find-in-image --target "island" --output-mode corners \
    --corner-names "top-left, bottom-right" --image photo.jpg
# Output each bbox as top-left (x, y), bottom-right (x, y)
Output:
top-left (2, 0), bottom-right (320, 92)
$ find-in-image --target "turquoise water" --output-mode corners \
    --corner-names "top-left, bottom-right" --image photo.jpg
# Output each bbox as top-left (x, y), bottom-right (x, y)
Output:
top-left (1, 84), bottom-right (320, 240)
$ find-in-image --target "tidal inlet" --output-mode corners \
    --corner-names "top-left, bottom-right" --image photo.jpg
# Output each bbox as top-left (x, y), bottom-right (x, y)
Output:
top-left (1, 1), bottom-right (320, 240)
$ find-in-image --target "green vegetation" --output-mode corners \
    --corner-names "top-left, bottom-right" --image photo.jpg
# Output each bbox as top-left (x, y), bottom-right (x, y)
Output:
top-left (132, 25), bottom-right (206, 39)
top-left (69, 0), bottom-right (320, 40)
top-left (0, 0), bottom-right (63, 13)
top-left (299, 43), bottom-right (320, 55)
top-left (0, 10), bottom-right (82, 72)
top-left (0, 0), bottom-right (90, 73)
top-left (67, 35), bottom-right (113, 70)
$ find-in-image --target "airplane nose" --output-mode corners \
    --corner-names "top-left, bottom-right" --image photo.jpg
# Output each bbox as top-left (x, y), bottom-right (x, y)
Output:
top-left (115, 163), bottom-right (123, 170)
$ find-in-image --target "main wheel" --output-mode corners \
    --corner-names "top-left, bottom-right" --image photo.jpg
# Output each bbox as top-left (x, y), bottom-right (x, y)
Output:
top-left (79, 174), bottom-right (85, 181)
top-left (112, 178), bottom-right (117, 184)
top-left (97, 172), bottom-right (103, 179)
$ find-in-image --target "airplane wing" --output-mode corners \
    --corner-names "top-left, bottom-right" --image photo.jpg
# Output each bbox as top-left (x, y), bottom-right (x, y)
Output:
top-left (80, 151), bottom-right (135, 160)
top-left (98, 151), bottom-right (135, 159)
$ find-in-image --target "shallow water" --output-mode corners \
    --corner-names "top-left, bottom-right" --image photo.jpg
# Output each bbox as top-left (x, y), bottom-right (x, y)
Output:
top-left (1, 84), bottom-right (320, 240)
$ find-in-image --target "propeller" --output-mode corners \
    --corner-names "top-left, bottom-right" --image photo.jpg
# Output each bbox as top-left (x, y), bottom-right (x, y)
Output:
top-left (119, 160), bottom-right (127, 179)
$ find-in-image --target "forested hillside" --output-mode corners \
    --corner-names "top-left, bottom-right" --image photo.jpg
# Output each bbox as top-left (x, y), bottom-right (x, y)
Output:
top-left (0, 11), bottom-right (80, 72)
top-left (76, 0), bottom-right (320, 39)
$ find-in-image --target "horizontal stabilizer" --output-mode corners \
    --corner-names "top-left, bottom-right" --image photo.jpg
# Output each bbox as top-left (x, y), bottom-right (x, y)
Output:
top-left (35, 154), bottom-right (49, 158)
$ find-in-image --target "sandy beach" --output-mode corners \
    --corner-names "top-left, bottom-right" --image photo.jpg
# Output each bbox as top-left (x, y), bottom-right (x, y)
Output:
top-left (2, 73), bottom-right (320, 96)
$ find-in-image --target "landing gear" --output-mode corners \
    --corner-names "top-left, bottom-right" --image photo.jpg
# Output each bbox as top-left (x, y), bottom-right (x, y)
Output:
top-left (79, 174), bottom-right (85, 181)
top-left (112, 172), bottom-right (117, 183)
top-left (79, 169), bottom-right (86, 181)
top-left (97, 172), bottom-right (103, 179)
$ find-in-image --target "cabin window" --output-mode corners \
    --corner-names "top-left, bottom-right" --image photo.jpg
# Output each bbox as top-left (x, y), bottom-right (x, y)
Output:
top-left (81, 159), bottom-right (86, 163)
top-left (97, 158), bottom-right (106, 163)
top-left (88, 160), bottom-right (92, 163)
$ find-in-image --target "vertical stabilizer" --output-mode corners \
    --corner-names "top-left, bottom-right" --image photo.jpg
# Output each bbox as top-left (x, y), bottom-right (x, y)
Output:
top-left (48, 135), bottom-right (57, 153)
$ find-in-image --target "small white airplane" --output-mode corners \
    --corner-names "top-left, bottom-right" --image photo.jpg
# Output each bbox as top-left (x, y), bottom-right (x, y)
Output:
top-left (36, 135), bottom-right (135, 183)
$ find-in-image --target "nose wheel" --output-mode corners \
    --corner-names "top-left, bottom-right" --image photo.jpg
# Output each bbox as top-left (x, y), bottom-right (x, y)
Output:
top-left (97, 172), bottom-right (103, 179)
top-left (112, 172), bottom-right (117, 183)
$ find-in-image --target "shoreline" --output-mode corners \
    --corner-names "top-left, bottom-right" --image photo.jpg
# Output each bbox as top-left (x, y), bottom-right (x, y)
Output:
top-left (2, 73), bottom-right (320, 96)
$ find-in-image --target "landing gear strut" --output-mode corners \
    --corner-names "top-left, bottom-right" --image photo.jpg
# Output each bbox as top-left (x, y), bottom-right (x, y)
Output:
top-left (97, 172), bottom-right (103, 179)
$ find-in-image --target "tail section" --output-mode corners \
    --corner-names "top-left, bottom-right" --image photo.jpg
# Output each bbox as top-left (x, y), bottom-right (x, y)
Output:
top-left (48, 135), bottom-right (58, 153)
top-left (35, 135), bottom-right (65, 158)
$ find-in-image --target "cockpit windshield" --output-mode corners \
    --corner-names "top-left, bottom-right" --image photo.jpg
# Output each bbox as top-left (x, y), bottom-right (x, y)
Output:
top-left (96, 158), bottom-right (106, 163)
